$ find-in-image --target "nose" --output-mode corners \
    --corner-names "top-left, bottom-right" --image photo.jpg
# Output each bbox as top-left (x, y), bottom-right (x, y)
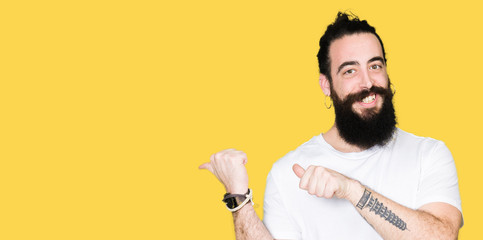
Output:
top-left (359, 69), bottom-right (374, 90)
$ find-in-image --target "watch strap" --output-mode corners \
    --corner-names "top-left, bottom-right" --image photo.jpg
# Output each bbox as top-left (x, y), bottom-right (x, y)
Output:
top-left (222, 188), bottom-right (253, 212)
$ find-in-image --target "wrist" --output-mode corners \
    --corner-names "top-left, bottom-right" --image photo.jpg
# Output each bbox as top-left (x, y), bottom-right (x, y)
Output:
top-left (347, 180), bottom-right (364, 205)
top-left (226, 186), bottom-right (249, 195)
top-left (223, 188), bottom-right (253, 212)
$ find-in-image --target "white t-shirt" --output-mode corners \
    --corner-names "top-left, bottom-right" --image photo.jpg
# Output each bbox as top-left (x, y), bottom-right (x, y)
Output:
top-left (263, 128), bottom-right (462, 240)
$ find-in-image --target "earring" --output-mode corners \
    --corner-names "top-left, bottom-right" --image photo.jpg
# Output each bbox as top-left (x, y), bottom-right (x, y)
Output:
top-left (390, 83), bottom-right (396, 95)
top-left (324, 95), bottom-right (332, 109)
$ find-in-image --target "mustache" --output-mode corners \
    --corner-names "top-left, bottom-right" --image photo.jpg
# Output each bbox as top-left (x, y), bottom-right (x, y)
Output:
top-left (331, 84), bottom-right (397, 149)
top-left (341, 86), bottom-right (391, 105)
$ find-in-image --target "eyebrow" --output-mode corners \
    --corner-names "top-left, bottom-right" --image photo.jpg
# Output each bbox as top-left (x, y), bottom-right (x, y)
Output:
top-left (337, 61), bottom-right (359, 74)
top-left (336, 56), bottom-right (386, 74)
top-left (368, 56), bottom-right (385, 65)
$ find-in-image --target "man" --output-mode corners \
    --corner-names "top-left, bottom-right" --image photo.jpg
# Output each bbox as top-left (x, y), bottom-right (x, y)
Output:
top-left (199, 12), bottom-right (462, 239)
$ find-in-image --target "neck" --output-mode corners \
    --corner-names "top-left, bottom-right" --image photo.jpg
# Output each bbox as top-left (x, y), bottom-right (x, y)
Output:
top-left (323, 125), bottom-right (367, 153)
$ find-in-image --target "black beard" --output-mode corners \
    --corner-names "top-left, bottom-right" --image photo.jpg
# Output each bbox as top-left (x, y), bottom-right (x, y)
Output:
top-left (331, 83), bottom-right (397, 149)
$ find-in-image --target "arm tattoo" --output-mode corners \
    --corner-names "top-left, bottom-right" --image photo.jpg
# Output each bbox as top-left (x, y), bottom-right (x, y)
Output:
top-left (356, 189), bottom-right (372, 209)
top-left (357, 188), bottom-right (408, 231)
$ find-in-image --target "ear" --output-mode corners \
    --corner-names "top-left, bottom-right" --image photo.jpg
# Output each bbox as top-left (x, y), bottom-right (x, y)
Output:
top-left (319, 74), bottom-right (331, 96)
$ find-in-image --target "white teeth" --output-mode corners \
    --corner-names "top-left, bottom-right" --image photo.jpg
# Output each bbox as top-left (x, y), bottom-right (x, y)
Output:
top-left (361, 94), bottom-right (376, 103)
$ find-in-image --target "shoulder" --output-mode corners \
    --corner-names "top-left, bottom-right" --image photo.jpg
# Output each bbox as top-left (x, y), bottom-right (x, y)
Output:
top-left (394, 128), bottom-right (454, 169)
top-left (394, 128), bottom-right (447, 153)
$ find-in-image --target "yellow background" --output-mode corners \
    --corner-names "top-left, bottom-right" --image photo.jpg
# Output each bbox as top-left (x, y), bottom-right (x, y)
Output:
top-left (1, 0), bottom-right (481, 239)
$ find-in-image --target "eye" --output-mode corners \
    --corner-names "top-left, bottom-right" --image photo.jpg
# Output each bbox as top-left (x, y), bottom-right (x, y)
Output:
top-left (370, 64), bottom-right (382, 70)
top-left (344, 69), bottom-right (356, 75)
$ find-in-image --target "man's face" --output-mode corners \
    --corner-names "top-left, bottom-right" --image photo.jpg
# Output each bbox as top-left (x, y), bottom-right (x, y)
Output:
top-left (325, 33), bottom-right (396, 149)
top-left (328, 33), bottom-right (388, 117)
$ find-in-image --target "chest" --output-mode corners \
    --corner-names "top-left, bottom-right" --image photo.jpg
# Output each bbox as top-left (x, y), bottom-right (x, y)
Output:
top-left (284, 150), bottom-right (421, 239)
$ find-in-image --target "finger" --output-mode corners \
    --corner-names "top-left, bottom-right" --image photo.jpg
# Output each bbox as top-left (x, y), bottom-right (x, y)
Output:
top-left (198, 162), bottom-right (213, 173)
top-left (236, 151), bottom-right (248, 165)
top-left (324, 183), bottom-right (335, 198)
top-left (293, 164), bottom-right (306, 178)
top-left (299, 165), bottom-right (314, 189)
top-left (315, 169), bottom-right (327, 197)
top-left (308, 174), bottom-right (318, 195)
top-left (316, 181), bottom-right (326, 198)
top-left (213, 151), bottom-right (223, 161)
top-left (222, 148), bottom-right (236, 154)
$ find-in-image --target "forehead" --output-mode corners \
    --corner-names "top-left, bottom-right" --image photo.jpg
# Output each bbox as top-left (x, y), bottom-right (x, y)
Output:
top-left (329, 33), bottom-right (384, 69)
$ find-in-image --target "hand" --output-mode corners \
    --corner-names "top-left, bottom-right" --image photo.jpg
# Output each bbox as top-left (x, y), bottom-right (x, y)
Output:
top-left (293, 164), bottom-right (358, 200)
top-left (199, 149), bottom-right (249, 194)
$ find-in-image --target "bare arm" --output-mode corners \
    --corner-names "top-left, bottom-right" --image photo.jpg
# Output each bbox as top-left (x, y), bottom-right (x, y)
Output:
top-left (293, 164), bottom-right (462, 240)
top-left (233, 203), bottom-right (273, 240)
top-left (199, 149), bottom-right (276, 240)
top-left (349, 182), bottom-right (461, 239)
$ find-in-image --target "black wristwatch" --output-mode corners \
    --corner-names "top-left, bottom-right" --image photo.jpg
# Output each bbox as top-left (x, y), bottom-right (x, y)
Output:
top-left (222, 189), bottom-right (252, 212)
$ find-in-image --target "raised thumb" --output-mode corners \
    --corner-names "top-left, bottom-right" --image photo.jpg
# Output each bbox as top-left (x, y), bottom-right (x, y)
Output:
top-left (199, 162), bottom-right (213, 173)
top-left (292, 164), bottom-right (305, 178)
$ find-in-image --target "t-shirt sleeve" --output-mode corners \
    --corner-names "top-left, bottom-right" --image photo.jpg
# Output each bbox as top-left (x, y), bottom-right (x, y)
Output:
top-left (416, 141), bottom-right (462, 215)
top-left (263, 171), bottom-right (300, 240)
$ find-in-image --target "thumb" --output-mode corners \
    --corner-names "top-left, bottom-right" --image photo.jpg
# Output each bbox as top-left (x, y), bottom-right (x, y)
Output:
top-left (292, 164), bottom-right (305, 178)
top-left (199, 162), bottom-right (213, 173)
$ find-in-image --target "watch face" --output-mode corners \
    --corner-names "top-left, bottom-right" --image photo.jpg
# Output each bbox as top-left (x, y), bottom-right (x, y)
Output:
top-left (223, 190), bottom-right (250, 210)
top-left (226, 198), bottom-right (238, 209)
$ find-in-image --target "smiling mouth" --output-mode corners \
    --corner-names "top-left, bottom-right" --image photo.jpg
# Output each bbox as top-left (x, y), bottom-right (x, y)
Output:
top-left (360, 94), bottom-right (376, 104)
